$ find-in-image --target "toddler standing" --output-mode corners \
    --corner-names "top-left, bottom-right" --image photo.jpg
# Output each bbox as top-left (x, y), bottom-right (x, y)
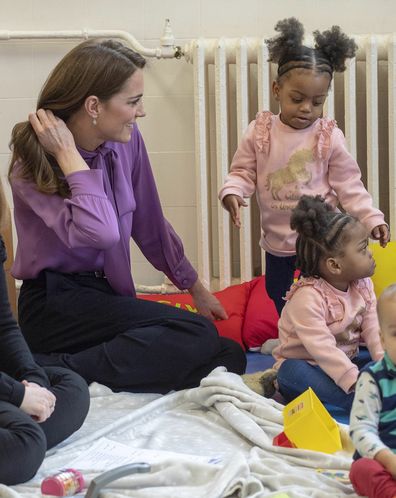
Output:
top-left (219, 18), bottom-right (388, 315)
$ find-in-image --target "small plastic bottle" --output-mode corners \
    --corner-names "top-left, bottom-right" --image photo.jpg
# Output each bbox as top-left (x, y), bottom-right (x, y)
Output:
top-left (41, 468), bottom-right (84, 496)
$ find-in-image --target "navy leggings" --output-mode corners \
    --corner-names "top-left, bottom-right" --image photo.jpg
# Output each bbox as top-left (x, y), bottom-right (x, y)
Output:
top-left (19, 271), bottom-right (246, 394)
top-left (0, 366), bottom-right (89, 485)
top-left (277, 349), bottom-right (372, 411)
top-left (265, 252), bottom-right (297, 316)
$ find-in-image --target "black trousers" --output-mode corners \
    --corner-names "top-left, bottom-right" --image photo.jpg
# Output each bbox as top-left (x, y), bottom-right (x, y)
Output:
top-left (0, 366), bottom-right (89, 485)
top-left (19, 271), bottom-right (246, 394)
top-left (265, 252), bottom-right (297, 316)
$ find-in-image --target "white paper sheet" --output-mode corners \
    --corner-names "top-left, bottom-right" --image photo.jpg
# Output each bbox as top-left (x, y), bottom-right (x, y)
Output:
top-left (69, 437), bottom-right (223, 471)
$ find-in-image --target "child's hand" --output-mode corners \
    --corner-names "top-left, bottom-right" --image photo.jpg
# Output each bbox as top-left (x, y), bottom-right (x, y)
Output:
top-left (222, 194), bottom-right (247, 228)
top-left (371, 224), bottom-right (390, 248)
top-left (375, 449), bottom-right (396, 479)
top-left (387, 457), bottom-right (396, 480)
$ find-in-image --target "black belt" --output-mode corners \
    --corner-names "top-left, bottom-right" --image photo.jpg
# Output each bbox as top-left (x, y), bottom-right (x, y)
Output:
top-left (72, 271), bottom-right (106, 279)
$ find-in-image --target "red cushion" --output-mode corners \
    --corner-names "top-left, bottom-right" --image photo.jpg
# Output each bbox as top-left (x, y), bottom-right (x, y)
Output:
top-left (138, 282), bottom-right (250, 350)
top-left (242, 276), bottom-right (279, 350)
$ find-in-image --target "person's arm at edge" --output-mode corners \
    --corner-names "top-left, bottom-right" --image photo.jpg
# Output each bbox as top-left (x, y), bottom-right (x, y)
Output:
top-left (350, 371), bottom-right (393, 470)
top-left (130, 127), bottom-right (227, 319)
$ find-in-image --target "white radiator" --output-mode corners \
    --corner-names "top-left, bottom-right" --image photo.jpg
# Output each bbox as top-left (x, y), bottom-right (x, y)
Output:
top-left (184, 35), bottom-right (396, 291)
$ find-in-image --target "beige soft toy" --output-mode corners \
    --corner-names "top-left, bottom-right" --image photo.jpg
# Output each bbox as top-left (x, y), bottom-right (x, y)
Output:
top-left (242, 368), bottom-right (278, 397)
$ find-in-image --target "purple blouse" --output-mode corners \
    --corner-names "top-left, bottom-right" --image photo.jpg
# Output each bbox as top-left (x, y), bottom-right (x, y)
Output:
top-left (10, 125), bottom-right (197, 296)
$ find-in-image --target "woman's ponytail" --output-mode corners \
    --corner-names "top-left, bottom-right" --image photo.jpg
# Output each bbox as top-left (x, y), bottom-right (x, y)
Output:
top-left (9, 121), bottom-right (70, 197)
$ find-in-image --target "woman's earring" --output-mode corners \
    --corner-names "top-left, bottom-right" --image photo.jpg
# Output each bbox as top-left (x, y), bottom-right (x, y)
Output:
top-left (92, 116), bottom-right (97, 126)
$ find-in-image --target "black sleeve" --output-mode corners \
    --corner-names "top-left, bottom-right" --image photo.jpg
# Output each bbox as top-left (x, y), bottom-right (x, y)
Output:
top-left (0, 371), bottom-right (26, 406)
top-left (0, 236), bottom-right (50, 406)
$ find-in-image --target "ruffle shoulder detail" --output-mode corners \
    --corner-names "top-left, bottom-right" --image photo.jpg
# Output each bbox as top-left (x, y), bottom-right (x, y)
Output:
top-left (316, 117), bottom-right (337, 161)
top-left (284, 277), bottom-right (344, 322)
top-left (352, 278), bottom-right (373, 309)
top-left (254, 110), bottom-right (273, 154)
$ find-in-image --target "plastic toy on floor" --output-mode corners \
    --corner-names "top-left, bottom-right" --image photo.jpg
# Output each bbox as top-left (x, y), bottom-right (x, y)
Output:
top-left (280, 387), bottom-right (343, 454)
top-left (272, 430), bottom-right (295, 448)
top-left (41, 469), bottom-right (84, 496)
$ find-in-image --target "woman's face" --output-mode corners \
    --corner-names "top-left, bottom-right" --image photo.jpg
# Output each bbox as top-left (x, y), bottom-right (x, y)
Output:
top-left (96, 69), bottom-right (145, 143)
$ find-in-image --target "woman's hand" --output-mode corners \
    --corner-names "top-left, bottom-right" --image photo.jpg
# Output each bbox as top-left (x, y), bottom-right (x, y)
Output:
top-left (20, 380), bottom-right (56, 423)
top-left (371, 224), bottom-right (390, 248)
top-left (189, 279), bottom-right (228, 321)
top-left (29, 109), bottom-right (89, 176)
top-left (222, 194), bottom-right (247, 228)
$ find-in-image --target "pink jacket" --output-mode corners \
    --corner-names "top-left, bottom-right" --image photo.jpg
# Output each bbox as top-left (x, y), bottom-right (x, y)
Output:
top-left (273, 277), bottom-right (384, 393)
top-left (219, 112), bottom-right (385, 256)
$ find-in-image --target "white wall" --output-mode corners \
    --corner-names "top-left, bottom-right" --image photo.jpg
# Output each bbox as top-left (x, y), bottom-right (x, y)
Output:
top-left (1, 0), bottom-right (395, 286)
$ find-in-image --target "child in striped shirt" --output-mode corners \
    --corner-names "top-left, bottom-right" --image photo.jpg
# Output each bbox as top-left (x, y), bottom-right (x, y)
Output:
top-left (350, 283), bottom-right (396, 498)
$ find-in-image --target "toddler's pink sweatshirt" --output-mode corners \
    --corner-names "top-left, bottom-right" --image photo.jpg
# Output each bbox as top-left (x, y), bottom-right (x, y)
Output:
top-left (219, 112), bottom-right (385, 256)
top-left (273, 277), bottom-right (384, 393)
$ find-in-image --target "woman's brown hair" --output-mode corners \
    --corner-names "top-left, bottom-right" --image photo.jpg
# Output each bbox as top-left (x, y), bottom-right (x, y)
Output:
top-left (8, 39), bottom-right (146, 197)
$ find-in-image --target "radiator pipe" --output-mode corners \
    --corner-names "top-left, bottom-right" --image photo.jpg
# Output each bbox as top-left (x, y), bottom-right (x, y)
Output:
top-left (0, 19), bottom-right (182, 59)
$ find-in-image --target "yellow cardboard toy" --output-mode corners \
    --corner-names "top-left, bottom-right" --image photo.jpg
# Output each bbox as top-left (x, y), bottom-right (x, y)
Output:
top-left (283, 387), bottom-right (342, 454)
